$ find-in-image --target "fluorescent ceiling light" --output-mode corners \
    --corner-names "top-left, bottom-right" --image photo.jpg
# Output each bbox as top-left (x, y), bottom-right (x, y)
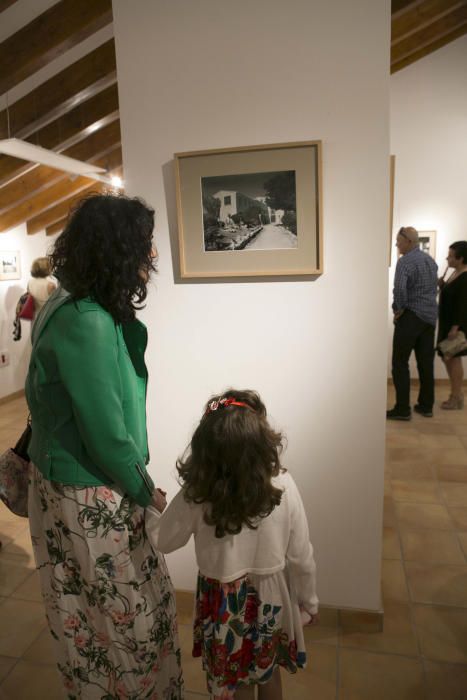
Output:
top-left (0, 138), bottom-right (106, 177)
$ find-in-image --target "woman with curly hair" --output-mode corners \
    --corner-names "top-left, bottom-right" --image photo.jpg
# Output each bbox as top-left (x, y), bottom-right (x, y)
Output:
top-left (147, 389), bottom-right (319, 700)
top-left (26, 193), bottom-right (183, 699)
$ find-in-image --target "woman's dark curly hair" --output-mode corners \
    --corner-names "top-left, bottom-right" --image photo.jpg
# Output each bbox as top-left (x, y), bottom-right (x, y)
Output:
top-left (177, 389), bottom-right (285, 538)
top-left (49, 192), bottom-right (156, 322)
top-left (449, 241), bottom-right (467, 265)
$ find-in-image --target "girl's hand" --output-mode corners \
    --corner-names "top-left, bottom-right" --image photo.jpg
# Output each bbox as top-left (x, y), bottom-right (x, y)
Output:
top-left (300, 607), bottom-right (319, 625)
top-left (151, 488), bottom-right (167, 513)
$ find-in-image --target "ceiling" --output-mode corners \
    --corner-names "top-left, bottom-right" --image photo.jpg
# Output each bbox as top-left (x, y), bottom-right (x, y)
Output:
top-left (0, 0), bottom-right (465, 236)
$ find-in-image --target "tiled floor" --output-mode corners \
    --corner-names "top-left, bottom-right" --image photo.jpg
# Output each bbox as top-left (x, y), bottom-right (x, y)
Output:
top-left (1, 389), bottom-right (467, 699)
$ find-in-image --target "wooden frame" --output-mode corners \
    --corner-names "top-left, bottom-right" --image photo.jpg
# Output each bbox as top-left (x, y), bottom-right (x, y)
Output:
top-left (0, 250), bottom-right (21, 280)
top-left (174, 140), bottom-right (323, 278)
top-left (389, 155), bottom-right (396, 266)
top-left (418, 230), bottom-right (437, 260)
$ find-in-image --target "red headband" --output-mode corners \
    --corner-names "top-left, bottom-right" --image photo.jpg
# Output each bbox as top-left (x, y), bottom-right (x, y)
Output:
top-left (206, 397), bottom-right (253, 414)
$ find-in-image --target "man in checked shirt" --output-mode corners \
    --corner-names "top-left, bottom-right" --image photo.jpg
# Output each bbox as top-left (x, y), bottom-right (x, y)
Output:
top-left (387, 226), bottom-right (438, 420)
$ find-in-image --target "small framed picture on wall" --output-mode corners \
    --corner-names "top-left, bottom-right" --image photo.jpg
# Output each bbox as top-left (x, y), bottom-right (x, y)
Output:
top-left (0, 251), bottom-right (21, 280)
top-left (418, 231), bottom-right (436, 260)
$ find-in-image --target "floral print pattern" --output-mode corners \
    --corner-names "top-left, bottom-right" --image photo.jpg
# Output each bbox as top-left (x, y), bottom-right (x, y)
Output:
top-left (28, 465), bottom-right (183, 699)
top-left (193, 573), bottom-right (306, 699)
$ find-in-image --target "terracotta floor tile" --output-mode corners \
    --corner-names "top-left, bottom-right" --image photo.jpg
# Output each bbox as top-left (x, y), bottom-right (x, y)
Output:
top-left (178, 624), bottom-right (207, 694)
top-left (424, 660), bottom-right (467, 700)
top-left (386, 447), bottom-right (437, 464)
top-left (382, 527), bottom-right (402, 560)
top-left (339, 648), bottom-right (425, 700)
top-left (175, 590), bottom-right (194, 626)
top-left (386, 432), bottom-right (421, 448)
top-left (422, 434), bottom-right (465, 449)
top-left (405, 562), bottom-right (467, 607)
top-left (381, 560), bottom-right (409, 602)
top-left (0, 655), bottom-right (17, 683)
top-left (0, 598), bottom-right (47, 657)
top-left (436, 449), bottom-right (467, 466)
top-left (383, 496), bottom-right (397, 527)
top-left (303, 606), bottom-right (338, 645)
top-left (391, 479), bottom-right (441, 504)
top-left (400, 530), bottom-right (465, 564)
top-left (435, 465), bottom-right (467, 483)
top-left (22, 627), bottom-right (56, 664)
top-left (456, 532), bottom-right (467, 559)
top-left (452, 423), bottom-right (467, 436)
top-left (396, 502), bottom-right (454, 531)
top-left (413, 604), bottom-right (467, 663)
top-left (449, 507), bottom-right (467, 530)
top-left (389, 462), bottom-right (435, 481)
top-left (441, 483), bottom-right (467, 507)
top-left (0, 556), bottom-right (34, 597)
top-left (0, 660), bottom-right (63, 700)
top-left (339, 600), bottom-right (418, 656)
top-left (417, 423), bottom-right (455, 435)
top-left (10, 571), bottom-right (43, 603)
top-left (282, 644), bottom-right (337, 700)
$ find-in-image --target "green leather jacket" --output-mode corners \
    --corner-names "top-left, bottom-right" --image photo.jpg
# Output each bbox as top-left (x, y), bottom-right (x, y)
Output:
top-left (25, 287), bottom-right (155, 507)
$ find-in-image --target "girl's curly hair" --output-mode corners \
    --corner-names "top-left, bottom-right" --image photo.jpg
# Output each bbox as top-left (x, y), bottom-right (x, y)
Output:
top-left (49, 192), bottom-right (156, 322)
top-left (177, 389), bottom-right (284, 538)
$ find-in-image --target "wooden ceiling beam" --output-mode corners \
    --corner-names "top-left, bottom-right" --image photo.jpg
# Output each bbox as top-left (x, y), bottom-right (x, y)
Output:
top-left (0, 120), bottom-right (121, 213)
top-left (31, 167), bottom-right (124, 235)
top-left (0, 146), bottom-right (122, 232)
top-left (392, 0), bottom-right (421, 15)
top-left (391, 22), bottom-right (467, 71)
top-left (31, 183), bottom-right (106, 235)
top-left (391, 4), bottom-right (467, 63)
top-left (46, 217), bottom-right (68, 237)
top-left (0, 0), bottom-right (18, 11)
top-left (0, 84), bottom-right (119, 187)
top-left (392, 0), bottom-right (466, 42)
top-left (0, 0), bottom-right (112, 95)
top-left (0, 39), bottom-right (116, 140)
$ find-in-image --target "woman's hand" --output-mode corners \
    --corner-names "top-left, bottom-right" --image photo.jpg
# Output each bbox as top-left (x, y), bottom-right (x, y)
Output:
top-left (151, 488), bottom-right (167, 513)
top-left (448, 326), bottom-right (459, 341)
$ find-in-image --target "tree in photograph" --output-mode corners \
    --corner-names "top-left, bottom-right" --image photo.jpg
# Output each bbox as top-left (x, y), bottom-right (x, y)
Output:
top-left (202, 194), bottom-right (221, 230)
top-left (238, 202), bottom-right (270, 227)
top-left (264, 171), bottom-right (297, 234)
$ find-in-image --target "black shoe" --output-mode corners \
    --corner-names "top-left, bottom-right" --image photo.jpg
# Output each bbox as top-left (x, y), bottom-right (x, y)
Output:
top-left (414, 404), bottom-right (433, 418)
top-left (386, 407), bottom-right (411, 421)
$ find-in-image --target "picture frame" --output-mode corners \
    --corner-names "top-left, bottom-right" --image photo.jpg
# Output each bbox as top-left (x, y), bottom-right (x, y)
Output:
top-left (389, 155), bottom-right (395, 266)
top-left (418, 230), bottom-right (436, 260)
top-left (0, 250), bottom-right (21, 280)
top-left (174, 140), bottom-right (323, 278)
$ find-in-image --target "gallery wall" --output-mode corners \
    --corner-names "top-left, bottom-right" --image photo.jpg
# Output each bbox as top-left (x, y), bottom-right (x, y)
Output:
top-left (112, 0), bottom-right (391, 611)
top-left (0, 225), bottom-right (56, 399)
top-left (389, 35), bottom-right (467, 379)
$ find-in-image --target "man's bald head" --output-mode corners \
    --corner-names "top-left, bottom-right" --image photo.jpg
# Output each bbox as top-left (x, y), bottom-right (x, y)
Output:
top-left (397, 226), bottom-right (419, 255)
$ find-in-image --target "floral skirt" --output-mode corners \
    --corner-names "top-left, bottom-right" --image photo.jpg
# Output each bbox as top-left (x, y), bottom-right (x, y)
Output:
top-left (28, 465), bottom-right (183, 699)
top-left (193, 570), bottom-right (306, 698)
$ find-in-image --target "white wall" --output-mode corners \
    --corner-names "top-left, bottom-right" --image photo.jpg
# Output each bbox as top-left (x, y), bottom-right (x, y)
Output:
top-left (389, 36), bottom-right (467, 379)
top-left (112, 0), bottom-right (390, 611)
top-left (0, 226), bottom-right (56, 399)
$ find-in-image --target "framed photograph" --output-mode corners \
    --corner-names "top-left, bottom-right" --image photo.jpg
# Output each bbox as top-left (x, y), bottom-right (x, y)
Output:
top-left (174, 140), bottom-right (322, 278)
top-left (418, 230), bottom-right (436, 259)
top-left (389, 155), bottom-right (395, 266)
top-left (0, 250), bottom-right (21, 280)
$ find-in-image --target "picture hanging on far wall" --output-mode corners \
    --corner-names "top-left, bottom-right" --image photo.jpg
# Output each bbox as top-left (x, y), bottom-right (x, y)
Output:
top-left (0, 251), bottom-right (21, 280)
top-left (174, 140), bottom-right (323, 278)
top-left (418, 230), bottom-right (436, 260)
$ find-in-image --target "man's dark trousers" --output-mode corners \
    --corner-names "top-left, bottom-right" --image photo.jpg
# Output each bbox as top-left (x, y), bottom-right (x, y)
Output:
top-left (392, 309), bottom-right (435, 413)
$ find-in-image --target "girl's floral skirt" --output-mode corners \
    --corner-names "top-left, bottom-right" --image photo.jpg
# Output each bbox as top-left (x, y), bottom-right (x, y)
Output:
top-left (28, 465), bottom-right (183, 699)
top-left (193, 570), bottom-right (307, 698)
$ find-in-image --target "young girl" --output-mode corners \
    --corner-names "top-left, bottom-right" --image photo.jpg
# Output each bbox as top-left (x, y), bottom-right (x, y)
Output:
top-left (148, 389), bottom-right (318, 700)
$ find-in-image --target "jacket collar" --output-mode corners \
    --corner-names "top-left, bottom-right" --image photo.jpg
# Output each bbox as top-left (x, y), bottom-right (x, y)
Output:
top-left (31, 285), bottom-right (71, 347)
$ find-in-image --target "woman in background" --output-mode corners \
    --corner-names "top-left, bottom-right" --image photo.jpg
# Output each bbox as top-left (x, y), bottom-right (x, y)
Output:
top-left (26, 193), bottom-right (183, 699)
top-left (27, 256), bottom-right (56, 314)
top-left (437, 241), bottom-right (467, 409)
